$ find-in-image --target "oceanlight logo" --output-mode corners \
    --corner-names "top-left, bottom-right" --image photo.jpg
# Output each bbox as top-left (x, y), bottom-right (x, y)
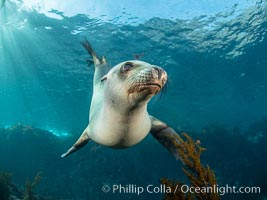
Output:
top-left (101, 184), bottom-right (261, 196)
top-left (180, 184), bottom-right (261, 196)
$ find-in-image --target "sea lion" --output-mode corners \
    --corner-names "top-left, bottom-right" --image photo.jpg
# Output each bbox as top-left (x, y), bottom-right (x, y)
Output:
top-left (61, 39), bottom-right (182, 160)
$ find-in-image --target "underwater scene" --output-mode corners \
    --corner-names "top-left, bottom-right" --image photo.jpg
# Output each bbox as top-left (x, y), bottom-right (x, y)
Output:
top-left (0, 0), bottom-right (267, 199)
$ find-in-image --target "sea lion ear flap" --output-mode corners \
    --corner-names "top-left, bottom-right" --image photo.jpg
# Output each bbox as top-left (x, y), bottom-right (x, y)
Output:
top-left (101, 75), bottom-right (108, 82)
top-left (101, 56), bottom-right (107, 65)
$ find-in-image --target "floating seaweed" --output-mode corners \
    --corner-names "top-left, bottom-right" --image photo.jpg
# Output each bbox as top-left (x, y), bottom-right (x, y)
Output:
top-left (161, 133), bottom-right (220, 200)
top-left (23, 172), bottom-right (42, 200)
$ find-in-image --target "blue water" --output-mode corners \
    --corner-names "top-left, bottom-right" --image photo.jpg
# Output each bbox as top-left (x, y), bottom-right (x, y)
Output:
top-left (0, 0), bottom-right (267, 199)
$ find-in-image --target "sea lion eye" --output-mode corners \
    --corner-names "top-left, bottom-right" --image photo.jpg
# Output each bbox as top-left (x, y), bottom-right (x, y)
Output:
top-left (121, 62), bottom-right (133, 72)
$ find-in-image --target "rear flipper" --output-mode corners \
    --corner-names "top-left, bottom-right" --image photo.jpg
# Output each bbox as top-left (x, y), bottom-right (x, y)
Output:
top-left (81, 38), bottom-right (109, 83)
top-left (61, 128), bottom-right (90, 158)
top-left (81, 38), bottom-right (107, 65)
top-left (150, 116), bottom-right (182, 161)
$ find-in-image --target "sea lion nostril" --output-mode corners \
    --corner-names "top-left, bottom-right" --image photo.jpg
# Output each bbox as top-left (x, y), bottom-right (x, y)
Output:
top-left (152, 67), bottom-right (161, 73)
top-left (152, 67), bottom-right (162, 80)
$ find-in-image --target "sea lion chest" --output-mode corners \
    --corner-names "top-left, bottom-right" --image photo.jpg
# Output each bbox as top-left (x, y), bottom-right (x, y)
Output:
top-left (89, 104), bottom-right (152, 148)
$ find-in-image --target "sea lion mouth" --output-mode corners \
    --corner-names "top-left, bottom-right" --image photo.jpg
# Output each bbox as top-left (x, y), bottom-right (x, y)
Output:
top-left (141, 83), bottom-right (162, 89)
top-left (127, 82), bottom-right (162, 95)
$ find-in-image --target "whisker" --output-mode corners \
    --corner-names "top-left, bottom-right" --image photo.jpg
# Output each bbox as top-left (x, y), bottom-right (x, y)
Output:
top-left (118, 76), bottom-right (136, 91)
top-left (160, 80), bottom-right (168, 99)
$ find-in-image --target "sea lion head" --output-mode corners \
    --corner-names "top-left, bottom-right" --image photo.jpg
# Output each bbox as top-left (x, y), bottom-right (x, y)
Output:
top-left (102, 60), bottom-right (167, 110)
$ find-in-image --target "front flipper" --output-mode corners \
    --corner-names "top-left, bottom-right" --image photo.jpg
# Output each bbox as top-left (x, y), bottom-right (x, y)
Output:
top-left (61, 127), bottom-right (90, 158)
top-left (150, 116), bottom-right (182, 161)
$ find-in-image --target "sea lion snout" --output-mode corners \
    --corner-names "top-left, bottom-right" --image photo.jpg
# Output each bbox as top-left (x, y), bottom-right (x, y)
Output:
top-left (151, 66), bottom-right (167, 86)
top-left (126, 65), bottom-right (167, 95)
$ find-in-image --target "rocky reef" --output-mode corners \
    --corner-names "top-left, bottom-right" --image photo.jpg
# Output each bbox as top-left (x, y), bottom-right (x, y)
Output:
top-left (0, 125), bottom-right (68, 200)
top-left (0, 120), bottom-right (266, 199)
